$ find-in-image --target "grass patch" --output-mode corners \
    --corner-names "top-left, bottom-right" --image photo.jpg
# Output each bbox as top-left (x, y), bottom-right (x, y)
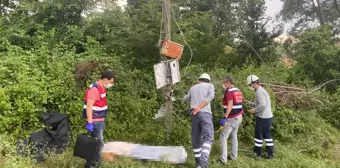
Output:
top-left (1, 109), bottom-right (340, 168)
top-left (22, 143), bottom-right (340, 168)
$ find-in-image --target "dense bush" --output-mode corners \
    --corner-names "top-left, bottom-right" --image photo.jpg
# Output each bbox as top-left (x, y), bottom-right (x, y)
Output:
top-left (1, 0), bottom-right (340, 167)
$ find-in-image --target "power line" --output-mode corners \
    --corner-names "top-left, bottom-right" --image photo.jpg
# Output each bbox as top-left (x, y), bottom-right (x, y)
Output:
top-left (164, 0), bottom-right (194, 78)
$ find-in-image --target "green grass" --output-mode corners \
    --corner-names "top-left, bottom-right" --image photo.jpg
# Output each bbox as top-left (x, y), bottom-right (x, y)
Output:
top-left (38, 143), bottom-right (340, 168)
top-left (2, 141), bottom-right (340, 168)
top-left (2, 111), bottom-right (340, 168)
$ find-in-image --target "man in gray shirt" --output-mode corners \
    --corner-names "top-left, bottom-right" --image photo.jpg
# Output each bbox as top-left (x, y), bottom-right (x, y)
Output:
top-left (184, 73), bottom-right (215, 168)
top-left (247, 75), bottom-right (274, 159)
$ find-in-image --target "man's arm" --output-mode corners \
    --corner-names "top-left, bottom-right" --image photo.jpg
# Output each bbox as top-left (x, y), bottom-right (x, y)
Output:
top-left (86, 99), bottom-right (95, 123)
top-left (222, 91), bottom-right (228, 109)
top-left (205, 84), bottom-right (215, 103)
top-left (248, 101), bottom-right (256, 107)
top-left (195, 85), bottom-right (215, 111)
top-left (224, 100), bottom-right (233, 118)
top-left (196, 100), bottom-right (208, 111)
top-left (254, 91), bottom-right (266, 113)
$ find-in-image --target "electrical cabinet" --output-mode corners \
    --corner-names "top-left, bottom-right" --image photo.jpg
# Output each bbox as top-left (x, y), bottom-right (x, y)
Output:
top-left (160, 40), bottom-right (184, 60)
top-left (154, 60), bottom-right (181, 89)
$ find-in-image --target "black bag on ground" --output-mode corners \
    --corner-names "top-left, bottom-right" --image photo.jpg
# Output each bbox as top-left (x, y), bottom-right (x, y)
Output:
top-left (73, 134), bottom-right (101, 162)
top-left (17, 112), bottom-right (72, 163)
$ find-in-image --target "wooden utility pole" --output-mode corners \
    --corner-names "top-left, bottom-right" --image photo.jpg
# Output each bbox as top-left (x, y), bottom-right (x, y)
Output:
top-left (163, 0), bottom-right (171, 40)
top-left (162, 0), bottom-right (174, 140)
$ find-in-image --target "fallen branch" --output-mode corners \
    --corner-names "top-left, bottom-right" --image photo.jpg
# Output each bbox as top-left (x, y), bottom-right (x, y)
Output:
top-left (261, 83), bottom-right (305, 91)
top-left (308, 78), bottom-right (340, 93)
top-left (265, 78), bottom-right (340, 95)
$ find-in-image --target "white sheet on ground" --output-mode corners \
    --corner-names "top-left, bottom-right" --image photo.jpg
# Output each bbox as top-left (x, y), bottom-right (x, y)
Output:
top-left (102, 142), bottom-right (187, 164)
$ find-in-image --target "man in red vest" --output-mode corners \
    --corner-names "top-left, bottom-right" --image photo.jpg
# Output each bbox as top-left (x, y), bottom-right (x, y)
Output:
top-left (219, 76), bottom-right (243, 165)
top-left (83, 71), bottom-right (115, 168)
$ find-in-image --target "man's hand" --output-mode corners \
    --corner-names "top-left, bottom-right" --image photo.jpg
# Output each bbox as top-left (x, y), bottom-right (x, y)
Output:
top-left (220, 117), bottom-right (227, 126)
top-left (248, 109), bottom-right (256, 114)
top-left (192, 107), bottom-right (200, 115)
top-left (244, 100), bottom-right (253, 106)
top-left (86, 122), bottom-right (94, 132)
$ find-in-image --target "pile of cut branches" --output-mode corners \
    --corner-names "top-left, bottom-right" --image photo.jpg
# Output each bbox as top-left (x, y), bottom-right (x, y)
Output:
top-left (261, 83), bottom-right (321, 110)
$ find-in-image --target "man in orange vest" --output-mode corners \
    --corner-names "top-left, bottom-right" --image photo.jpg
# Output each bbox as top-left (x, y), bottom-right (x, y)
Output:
top-left (83, 71), bottom-right (115, 168)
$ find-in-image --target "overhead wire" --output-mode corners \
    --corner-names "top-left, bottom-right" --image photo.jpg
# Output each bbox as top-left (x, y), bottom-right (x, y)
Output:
top-left (154, 1), bottom-right (195, 119)
top-left (164, 0), bottom-right (194, 79)
top-left (216, 1), bottom-right (267, 64)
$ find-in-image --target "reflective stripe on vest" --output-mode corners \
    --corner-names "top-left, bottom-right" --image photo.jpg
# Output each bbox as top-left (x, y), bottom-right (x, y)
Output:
top-left (224, 105), bottom-right (242, 109)
top-left (83, 105), bottom-right (108, 111)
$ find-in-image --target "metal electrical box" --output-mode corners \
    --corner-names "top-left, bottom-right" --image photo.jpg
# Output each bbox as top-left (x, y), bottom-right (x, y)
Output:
top-left (154, 60), bottom-right (181, 89)
top-left (160, 40), bottom-right (184, 60)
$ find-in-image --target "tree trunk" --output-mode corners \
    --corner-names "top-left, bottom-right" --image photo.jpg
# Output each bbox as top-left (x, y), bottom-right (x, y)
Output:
top-left (312, 0), bottom-right (326, 25)
top-left (334, 0), bottom-right (340, 15)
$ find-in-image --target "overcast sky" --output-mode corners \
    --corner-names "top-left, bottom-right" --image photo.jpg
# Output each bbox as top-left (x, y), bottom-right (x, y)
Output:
top-left (116, 0), bottom-right (286, 33)
top-left (265, 0), bottom-right (283, 18)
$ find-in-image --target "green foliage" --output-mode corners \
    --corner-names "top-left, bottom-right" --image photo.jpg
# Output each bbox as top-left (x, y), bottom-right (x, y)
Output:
top-left (181, 0), bottom-right (216, 11)
top-left (288, 26), bottom-right (340, 93)
top-left (122, 0), bottom-right (162, 68)
top-left (84, 9), bottom-right (131, 56)
top-left (280, 0), bottom-right (340, 34)
top-left (173, 11), bottom-right (231, 70)
top-left (1, 0), bottom-right (340, 167)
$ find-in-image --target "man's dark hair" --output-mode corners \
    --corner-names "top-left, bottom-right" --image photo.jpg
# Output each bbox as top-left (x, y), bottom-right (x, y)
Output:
top-left (199, 78), bottom-right (210, 83)
top-left (224, 76), bottom-right (235, 84)
top-left (101, 71), bottom-right (115, 80)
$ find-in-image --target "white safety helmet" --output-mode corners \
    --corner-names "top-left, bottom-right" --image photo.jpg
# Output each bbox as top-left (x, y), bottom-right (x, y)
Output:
top-left (247, 75), bottom-right (259, 85)
top-left (199, 73), bottom-right (211, 81)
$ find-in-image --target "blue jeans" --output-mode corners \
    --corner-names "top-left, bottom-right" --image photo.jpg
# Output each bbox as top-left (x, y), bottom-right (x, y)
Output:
top-left (85, 121), bottom-right (105, 167)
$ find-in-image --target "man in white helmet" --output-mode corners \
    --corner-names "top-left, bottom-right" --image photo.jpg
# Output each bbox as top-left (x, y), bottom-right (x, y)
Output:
top-left (184, 73), bottom-right (215, 168)
top-left (246, 75), bottom-right (274, 159)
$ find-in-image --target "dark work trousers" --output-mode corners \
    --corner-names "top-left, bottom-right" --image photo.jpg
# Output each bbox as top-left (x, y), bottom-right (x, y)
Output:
top-left (254, 117), bottom-right (274, 157)
top-left (191, 112), bottom-right (214, 168)
top-left (85, 121), bottom-right (105, 168)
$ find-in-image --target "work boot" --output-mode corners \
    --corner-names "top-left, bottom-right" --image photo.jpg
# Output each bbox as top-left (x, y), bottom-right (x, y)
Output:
top-left (84, 163), bottom-right (95, 168)
top-left (255, 155), bottom-right (262, 160)
top-left (217, 158), bottom-right (226, 165)
top-left (265, 155), bottom-right (274, 159)
top-left (84, 162), bottom-right (100, 168)
top-left (195, 158), bottom-right (201, 168)
top-left (227, 155), bottom-right (234, 160)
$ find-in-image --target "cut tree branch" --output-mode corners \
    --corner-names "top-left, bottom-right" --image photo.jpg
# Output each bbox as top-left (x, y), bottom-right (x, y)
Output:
top-left (308, 78), bottom-right (340, 93)
top-left (261, 83), bottom-right (305, 91)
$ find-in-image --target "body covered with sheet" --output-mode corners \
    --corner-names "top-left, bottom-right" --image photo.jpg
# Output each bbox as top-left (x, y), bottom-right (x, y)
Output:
top-left (101, 142), bottom-right (187, 164)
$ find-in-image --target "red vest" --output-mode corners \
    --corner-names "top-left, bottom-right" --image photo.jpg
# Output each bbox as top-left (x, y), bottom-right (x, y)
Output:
top-left (82, 82), bottom-right (108, 120)
top-left (224, 87), bottom-right (243, 118)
